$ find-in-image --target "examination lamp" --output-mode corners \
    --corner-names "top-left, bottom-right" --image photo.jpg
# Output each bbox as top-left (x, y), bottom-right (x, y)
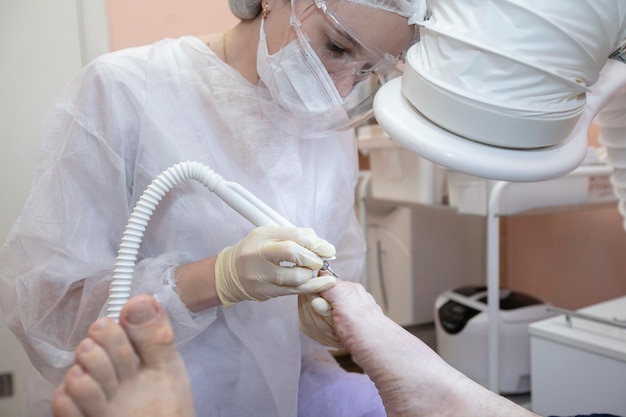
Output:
top-left (374, 0), bottom-right (626, 183)
top-left (372, 0), bottom-right (626, 395)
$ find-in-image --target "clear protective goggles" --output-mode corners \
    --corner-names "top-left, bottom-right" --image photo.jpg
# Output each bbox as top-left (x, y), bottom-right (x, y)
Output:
top-left (282, 0), bottom-right (410, 132)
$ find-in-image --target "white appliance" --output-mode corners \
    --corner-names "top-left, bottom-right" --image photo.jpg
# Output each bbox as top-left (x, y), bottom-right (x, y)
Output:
top-left (373, 1), bottom-right (626, 394)
top-left (374, 1), bottom-right (626, 183)
top-left (530, 296), bottom-right (626, 416)
top-left (435, 286), bottom-right (553, 394)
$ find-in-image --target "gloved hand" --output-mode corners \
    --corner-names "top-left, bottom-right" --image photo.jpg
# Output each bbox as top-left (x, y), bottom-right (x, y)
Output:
top-left (298, 291), bottom-right (343, 349)
top-left (215, 226), bottom-right (337, 306)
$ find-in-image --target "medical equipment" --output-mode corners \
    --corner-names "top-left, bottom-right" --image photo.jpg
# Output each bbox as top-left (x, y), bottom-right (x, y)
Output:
top-left (374, 1), bottom-right (626, 182)
top-left (372, 0), bottom-right (626, 395)
top-left (104, 161), bottom-right (335, 321)
top-left (320, 261), bottom-right (339, 277)
top-left (435, 286), bottom-right (552, 394)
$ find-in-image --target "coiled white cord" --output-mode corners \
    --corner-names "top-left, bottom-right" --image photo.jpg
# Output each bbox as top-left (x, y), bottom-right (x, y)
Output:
top-left (105, 161), bottom-right (293, 321)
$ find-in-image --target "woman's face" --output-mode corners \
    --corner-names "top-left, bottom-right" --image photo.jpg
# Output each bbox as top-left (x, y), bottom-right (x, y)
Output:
top-left (264, 0), bottom-right (415, 97)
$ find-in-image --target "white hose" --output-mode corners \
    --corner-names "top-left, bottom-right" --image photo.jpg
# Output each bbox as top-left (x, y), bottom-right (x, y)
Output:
top-left (105, 161), bottom-right (293, 321)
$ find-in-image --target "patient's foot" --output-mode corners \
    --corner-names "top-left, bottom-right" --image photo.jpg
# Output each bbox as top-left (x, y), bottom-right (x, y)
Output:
top-left (322, 281), bottom-right (539, 417)
top-left (52, 295), bottom-right (195, 417)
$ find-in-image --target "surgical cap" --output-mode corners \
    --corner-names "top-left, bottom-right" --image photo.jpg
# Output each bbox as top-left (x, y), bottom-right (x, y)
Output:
top-left (229, 0), bottom-right (428, 23)
top-left (228, 0), bottom-right (263, 20)
top-left (347, 0), bottom-right (428, 23)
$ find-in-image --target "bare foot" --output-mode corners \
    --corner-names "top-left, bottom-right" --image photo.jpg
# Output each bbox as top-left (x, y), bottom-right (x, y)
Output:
top-left (321, 281), bottom-right (540, 417)
top-left (52, 295), bottom-right (195, 417)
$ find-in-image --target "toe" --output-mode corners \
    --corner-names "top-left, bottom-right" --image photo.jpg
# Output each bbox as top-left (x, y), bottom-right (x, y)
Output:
top-left (52, 384), bottom-right (84, 417)
top-left (62, 365), bottom-right (108, 416)
top-left (74, 338), bottom-right (119, 400)
top-left (119, 295), bottom-right (181, 370)
top-left (88, 318), bottom-right (138, 382)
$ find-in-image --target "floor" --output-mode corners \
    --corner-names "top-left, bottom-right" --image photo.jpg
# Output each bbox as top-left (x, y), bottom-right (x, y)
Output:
top-left (334, 322), bottom-right (533, 411)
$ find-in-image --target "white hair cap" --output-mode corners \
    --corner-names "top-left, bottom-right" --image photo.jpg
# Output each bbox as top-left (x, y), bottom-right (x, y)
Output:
top-left (229, 0), bottom-right (429, 23)
top-left (346, 0), bottom-right (428, 24)
top-left (228, 0), bottom-right (262, 20)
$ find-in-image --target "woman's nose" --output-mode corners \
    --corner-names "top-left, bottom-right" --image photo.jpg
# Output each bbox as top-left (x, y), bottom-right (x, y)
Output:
top-left (333, 74), bottom-right (359, 98)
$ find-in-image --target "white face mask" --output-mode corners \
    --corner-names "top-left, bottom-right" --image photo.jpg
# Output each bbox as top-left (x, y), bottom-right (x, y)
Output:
top-left (256, 17), bottom-right (344, 115)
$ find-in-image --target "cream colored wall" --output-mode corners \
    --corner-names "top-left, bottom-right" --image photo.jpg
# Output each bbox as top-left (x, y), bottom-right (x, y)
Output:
top-left (502, 207), bottom-right (626, 310)
top-left (500, 122), bottom-right (626, 310)
top-left (106, 0), bottom-right (238, 50)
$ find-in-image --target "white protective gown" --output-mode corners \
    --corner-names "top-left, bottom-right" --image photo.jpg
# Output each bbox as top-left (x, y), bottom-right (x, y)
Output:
top-left (0, 37), bottom-right (383, 417)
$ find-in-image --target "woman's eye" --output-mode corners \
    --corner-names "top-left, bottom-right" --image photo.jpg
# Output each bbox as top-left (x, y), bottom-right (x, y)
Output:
top-left (327, 41), bottom-right (348, 57)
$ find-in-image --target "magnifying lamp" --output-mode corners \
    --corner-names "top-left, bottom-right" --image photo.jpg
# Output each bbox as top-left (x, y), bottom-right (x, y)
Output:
top-left (374, 1), bottom-right (626, 183)
top-left (372, 0), bottom-right (626, 395)
top-left (375, 58), bottom-right (626, 182)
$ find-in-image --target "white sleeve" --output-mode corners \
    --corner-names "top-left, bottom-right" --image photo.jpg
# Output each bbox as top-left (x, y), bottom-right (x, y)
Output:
top-left (0, 53), bottom-right (212, 384)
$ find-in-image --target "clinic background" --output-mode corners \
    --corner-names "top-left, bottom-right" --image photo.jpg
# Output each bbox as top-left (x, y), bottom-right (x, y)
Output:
top-left (1, 1), bottom-right (625, 415)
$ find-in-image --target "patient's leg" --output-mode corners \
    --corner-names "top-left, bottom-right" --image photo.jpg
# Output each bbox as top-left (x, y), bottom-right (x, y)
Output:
top-left (52, 295), bottom-right (195, 417)
top-left (324, 281), bottom-right (540, 417)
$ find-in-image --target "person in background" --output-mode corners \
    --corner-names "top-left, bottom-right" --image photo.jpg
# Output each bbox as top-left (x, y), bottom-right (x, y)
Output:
top-left (0, 0), bottom-right (424, 415)
top-left (52, 281), bottom-right (544, 417)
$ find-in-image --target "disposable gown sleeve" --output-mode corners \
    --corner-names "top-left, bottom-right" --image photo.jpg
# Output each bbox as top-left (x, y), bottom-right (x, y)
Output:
top-left (0, 56), bottom-right (211, 384)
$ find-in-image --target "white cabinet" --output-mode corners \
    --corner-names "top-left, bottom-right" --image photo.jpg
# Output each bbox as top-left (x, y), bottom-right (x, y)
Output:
top-left (530, 296), bottom-right (626, 416)
top-left (364, 199), bottom-right (485, 326)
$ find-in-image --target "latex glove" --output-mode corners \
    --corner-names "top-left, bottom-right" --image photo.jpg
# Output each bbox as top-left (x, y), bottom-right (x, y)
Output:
top-left (215, 227), bottom-right (337, 306)
top-left (298, 291), bottom-right (343, 349)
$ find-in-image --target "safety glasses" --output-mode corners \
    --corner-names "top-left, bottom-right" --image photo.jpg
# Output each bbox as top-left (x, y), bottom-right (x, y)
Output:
top-left (272, 0), bottom-right (412, 132)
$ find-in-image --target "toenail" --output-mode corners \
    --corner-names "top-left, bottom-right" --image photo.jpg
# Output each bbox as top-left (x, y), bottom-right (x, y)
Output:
top-left (91, 318), bottom-right (110, 331)
top-left (126, 298), bottom-right (158, 325)
top-left (71, 366), bottom-right (84, 377)
top-left (79, 339), bottom-right (94, 353)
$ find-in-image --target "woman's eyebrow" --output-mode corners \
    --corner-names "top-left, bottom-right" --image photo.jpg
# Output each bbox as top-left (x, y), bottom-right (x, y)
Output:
top-left (339, 29), bottom-right (358, 47)
top-left (330, 25), bottom-right (363, 52)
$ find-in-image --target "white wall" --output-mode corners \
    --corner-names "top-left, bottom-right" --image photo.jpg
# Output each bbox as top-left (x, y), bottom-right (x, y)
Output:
top-left (0, 1), bottom-right (109, 415)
